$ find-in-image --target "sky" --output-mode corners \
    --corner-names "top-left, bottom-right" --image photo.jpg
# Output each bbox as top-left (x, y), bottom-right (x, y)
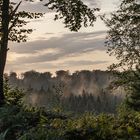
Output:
top-left (6, 0), bottom-right (120, 74)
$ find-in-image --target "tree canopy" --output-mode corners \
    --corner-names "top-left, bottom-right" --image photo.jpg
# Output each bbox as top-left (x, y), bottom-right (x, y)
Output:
top-left (0, 1), bottom-right (43, 43)
top-left (103, 0), bottom-right (140, 111)
top-left (45, 0), bottom-right (99, 31)
top-left (103, 0), bottom-right (140, 71)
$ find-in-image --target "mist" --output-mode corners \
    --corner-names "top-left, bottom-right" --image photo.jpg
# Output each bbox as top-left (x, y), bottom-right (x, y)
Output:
top-left (7, 70), bottom-right (125, 113)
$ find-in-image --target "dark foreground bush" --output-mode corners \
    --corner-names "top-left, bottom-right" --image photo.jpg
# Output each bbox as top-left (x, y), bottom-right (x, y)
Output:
top-left (0, 103), bottom-right (140, 140)
top-left (0, 81), bottom-right (140, 140)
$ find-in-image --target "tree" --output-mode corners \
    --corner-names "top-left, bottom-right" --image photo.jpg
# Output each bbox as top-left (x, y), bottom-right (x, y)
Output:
top-left (103, 0), bottom-right (140, 110)
top-left (0, 0), bottom-right (42, 104)
top-left (45, 0), bottom-right (99, 31)
top-left (0, 0), bottom-right (99, 105)
top-left (0, 0), bottom-right (9, 104)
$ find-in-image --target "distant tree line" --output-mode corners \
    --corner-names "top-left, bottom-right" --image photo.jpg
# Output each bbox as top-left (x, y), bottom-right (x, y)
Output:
top-left (5, 70), bottom-right (124, 113)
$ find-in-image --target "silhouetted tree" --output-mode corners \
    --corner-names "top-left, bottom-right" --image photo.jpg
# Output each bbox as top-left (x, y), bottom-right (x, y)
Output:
top-left (45, 0), bottom-right (99, 31)
top-left (103, 0), bottom-right (140, 110)
top-left (0, 0), bottom-right (42, 104)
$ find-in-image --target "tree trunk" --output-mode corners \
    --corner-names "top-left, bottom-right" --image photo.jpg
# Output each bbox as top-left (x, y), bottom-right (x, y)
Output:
top-left (0, 0), bottom-right (10, 105)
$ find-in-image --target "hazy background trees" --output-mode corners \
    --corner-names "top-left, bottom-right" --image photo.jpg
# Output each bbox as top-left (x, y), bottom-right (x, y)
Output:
top-left (7, 70), bottom-right (124, 113)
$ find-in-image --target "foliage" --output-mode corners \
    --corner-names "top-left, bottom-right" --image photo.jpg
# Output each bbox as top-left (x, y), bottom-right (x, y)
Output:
top-left (0, 1), bottom-right (43, 43)
top-left (61, 93), bottom-right (118, 114)
top-left (0, 0), bottom-right (140, 139)
top-left (102, 0), bottom-right (140, 111)
top-left (0, 84), bottom-right (140, 140)
top-left (1, 104), bottom-right (140, 140)
top-left (103, 0), bottom-right (140, 70)
top-left (45, 0), bottom-right (100, 31)
top-left (0, 0), bottom-right (43, 105)
top-left (4, 75), bottom-right (24, 106)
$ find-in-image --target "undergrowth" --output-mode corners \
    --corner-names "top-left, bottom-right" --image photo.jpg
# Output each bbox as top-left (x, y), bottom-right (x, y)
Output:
top-left (0, 79), bottom-right (140, 140)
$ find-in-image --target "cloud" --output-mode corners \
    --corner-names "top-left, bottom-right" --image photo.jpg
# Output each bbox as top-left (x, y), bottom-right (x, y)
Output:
top-left (30, 19), bottom-right (44, 23)
top-left (6, 0), bottom-right (119, 73)
top-left (14, 0), bottom-right (119, 16)
top-left (17, 0), bottom-right (50, 13)
top-left (16, 0), bottom-right (99, 13)
top-left (45, 32), bottom-right (55, 35)
top-left (6, 59), bottom-right (108, 73)
top-left (61, 60), bottom-right (108, 66)
top-left (9, 31), bottom-right (106, 64)
top-left (84, 0), bottom-right (100, 8)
